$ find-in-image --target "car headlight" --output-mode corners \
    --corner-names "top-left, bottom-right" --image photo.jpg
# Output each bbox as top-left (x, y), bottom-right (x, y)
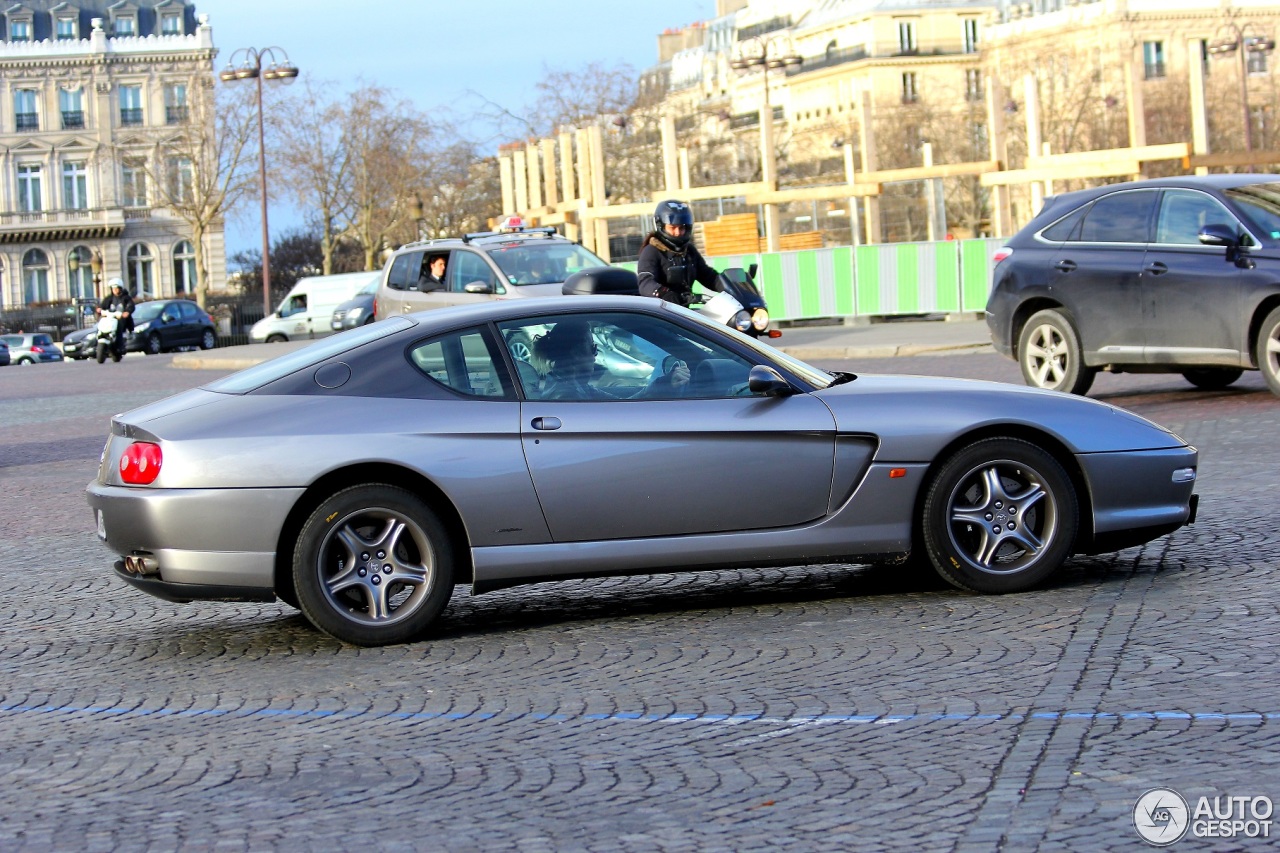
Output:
top-left (346, 307), bottom-right (364, 322)
top-left (134, 322), bottom-right (151, 333)
top-left (731, 310), bottom-right (752, 332)
top-left (751, 308), bottom-right (769, 331)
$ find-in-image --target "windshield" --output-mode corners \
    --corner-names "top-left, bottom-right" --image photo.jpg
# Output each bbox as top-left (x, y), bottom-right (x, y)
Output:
top-left (1225, 181), bottom-right (1280, 241)
top-left (359, 277), bottom-right (379, 295)
top-left (486, 241), bottom-right (609, 286)
top-left (204, 317), bottom-right (413, 393)
top-left (133, 302), bottom-right (165, 323)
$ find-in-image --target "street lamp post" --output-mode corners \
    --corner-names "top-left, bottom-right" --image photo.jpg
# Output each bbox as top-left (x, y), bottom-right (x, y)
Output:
top-left (218, 46), bottom-right (298, 316)
top-left (1208, 23), bottom-right (1275, 151)
top-left (730, 35), bottom-right (802, 121)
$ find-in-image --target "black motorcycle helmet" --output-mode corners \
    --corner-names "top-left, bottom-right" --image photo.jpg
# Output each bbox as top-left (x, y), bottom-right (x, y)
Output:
top-left (653, 199), bottom-right (694, 251)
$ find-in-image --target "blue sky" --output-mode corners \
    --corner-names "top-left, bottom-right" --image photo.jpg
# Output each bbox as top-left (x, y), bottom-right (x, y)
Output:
top-left (198, 0), bottom-right (717, 256)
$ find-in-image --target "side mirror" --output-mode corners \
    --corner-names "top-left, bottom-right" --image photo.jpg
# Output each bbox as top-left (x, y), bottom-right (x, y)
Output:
top-left (1198, 223), bottom-right (1240, 248)
top-left (748, 364), bottom-right (794, 397)
top-left (464, 281), bottom-right (495, 294)
top-left (748, 262), bottom-right (759, 280)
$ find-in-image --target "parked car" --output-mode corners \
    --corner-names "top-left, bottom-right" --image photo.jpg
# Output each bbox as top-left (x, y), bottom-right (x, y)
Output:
top-left (330, 274), bottom-right (382, 332)
top-left (1, 332), bottom-right (64, 365)
top-left (88, 296), bottom-right (1198, 647)
top-left (986, 174), bottom-right (1280, 396)
top-left (0, 338), bottom-right (9, 366)
top-left (61, 326), bottom-right (98, 360)
top-left (124, 299), bottom-right (217, 354)
top-left (374, 216), bottom-right (612, 320)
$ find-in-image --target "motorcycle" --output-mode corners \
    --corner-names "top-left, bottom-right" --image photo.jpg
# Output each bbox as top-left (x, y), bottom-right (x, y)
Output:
top-left (95, 311), bottom-right (124, 363)
top-left (562, 264), bottom-right (779, 339)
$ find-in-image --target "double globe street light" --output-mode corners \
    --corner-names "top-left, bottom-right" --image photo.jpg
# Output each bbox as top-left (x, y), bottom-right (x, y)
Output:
top-left (730, 35), bottom-right (802, 117)
top-left (219, 47), bottom-right (298, 316)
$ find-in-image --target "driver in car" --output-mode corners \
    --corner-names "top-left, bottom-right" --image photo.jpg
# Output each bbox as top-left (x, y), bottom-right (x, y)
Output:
top-left (531, 319), bottom-right (691, 400)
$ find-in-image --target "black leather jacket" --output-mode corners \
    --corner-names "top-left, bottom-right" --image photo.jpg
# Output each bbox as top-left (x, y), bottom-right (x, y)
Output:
top-left (636, 235), bottom-right (719, 304)
top-left (99, 290), bottom-right (136, 332)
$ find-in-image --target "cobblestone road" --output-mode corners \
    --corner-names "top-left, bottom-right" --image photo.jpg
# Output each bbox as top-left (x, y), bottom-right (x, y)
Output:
top-left (1, 354), bottom-right (1277, 851)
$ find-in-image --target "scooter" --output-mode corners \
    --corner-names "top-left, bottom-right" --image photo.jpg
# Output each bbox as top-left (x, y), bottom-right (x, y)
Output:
top-left (561, 264), bottom-right (779, 339)
top-left (96, 311), bottom-right (124, 363)
top-left (689, 264), bottom-right (778, 339)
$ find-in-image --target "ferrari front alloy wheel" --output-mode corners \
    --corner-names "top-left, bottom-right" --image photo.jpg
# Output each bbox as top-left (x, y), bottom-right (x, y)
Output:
top-left (294, 484), bottom-right (454, 646)
top-left (922, 438), bottom-right (1078, 594)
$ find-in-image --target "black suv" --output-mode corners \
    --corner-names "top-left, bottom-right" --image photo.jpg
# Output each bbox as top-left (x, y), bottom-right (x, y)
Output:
top-left (125, 298), bottom-right (217, 354)
top-left (986, 175), bottom-right (1280, 396)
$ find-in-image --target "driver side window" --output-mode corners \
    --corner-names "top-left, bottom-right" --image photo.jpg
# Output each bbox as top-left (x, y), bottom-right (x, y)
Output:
top-left (449, 251), bottom-right (496, 293)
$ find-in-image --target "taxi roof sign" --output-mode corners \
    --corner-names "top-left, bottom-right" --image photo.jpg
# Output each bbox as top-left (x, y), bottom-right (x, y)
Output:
top-left (496, 215), bottom-right (525, 232)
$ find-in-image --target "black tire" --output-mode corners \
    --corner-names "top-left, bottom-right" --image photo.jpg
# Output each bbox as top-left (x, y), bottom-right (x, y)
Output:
top-left (145, 333), bottom-right (162, 355)
top-left (96, 342), bottom-right (108, 364)
top-left (17, 357), bottom-right (32, 366)
top-left (1182, 367), bottom-right (1243, 390)
top-left (1018, 309), bottom-right (1095, 395)
top-left (293, 484), bottom-right (454, 646)
top-left (112, 349), bottom-right (122, 363)
top-left (200, 329), bottom-right (216, 350)
top-left (921, 437), bottom-right (1078, 594)
top-left (507, 331), bottom-right (534, 363)
top-left (1257, 306), bottom-right (1280, 397)
top-left (266, 334), bottom-right (287, 344)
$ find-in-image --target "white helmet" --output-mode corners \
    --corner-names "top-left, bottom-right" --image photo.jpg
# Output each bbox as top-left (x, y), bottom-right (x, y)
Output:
top-left (108, 277), bottom-right (125, 290)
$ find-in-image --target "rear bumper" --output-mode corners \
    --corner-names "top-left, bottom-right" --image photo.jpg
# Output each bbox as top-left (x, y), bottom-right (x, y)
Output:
top-left (114, 561), bottom-right (276, 603)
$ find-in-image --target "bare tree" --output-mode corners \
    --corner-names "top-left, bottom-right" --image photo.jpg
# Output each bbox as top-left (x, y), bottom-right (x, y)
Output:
top-left (270, 80), bottom-right (354, 275)
top-left (114, 78), bottom-right (258, 308)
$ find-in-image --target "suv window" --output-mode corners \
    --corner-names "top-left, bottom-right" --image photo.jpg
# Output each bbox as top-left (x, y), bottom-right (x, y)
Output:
top-left (1040, 206), bottom-right (1087, 242)
top-left (449, 251), bottom-right (497, 293)
top-left (387, 251), bottom-right (424, 291)
top-left (1155, 190), bottom-right (1236, 245)
top-left (1077, 191), bottom-right (1156, 243)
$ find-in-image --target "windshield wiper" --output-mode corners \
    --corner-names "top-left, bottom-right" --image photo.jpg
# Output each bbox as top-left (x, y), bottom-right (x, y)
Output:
top-left (826, 371), bottom-right (858, 386)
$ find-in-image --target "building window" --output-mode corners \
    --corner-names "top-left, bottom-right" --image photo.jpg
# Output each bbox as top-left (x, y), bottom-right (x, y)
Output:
top-left (119, 85), bottom-right (144, 126)
top-left (14, 89), bottom-right (38, 132)
top-left (1247, 46), bottom-right (1269, 74)
top-left (965, 68), bottom-right (983, 102)
top-left (173, 240), bottom-right (196, 293)
top-left (17, 164), bottom-right (42, 212)
top-left (161, 13), bottom-right (182, 35)
top-left (963, 19), bottom-right (979, 54)
top-left (164, 84), bottom-right (188, 124)
top-left (898, 21), bottom-right (917, 55)
top-left (126, 243), bottom-right (154, 298)
top-left (60, 88), bottom-right (84, 129)
top-left (63, 162), bottom-right (88, 210)
top-left (68, 246), bottom-right (94, 300)
top-left (1143, 41), bottom-right (1166, 79)
top-left (901, 72), bottom-right (918, 104)
top-left (10, 19), bottom-right (31, 41)
top-left (121, 160), bottom-right (147, 207)
top-left (23, 249), bottom-right (49, 304)
top-left (114, 15), bottom-right (136, 37)
top-left (167, 156), bottom-right (193, 204)
top-left (56, 16), bottom-right (78, 40)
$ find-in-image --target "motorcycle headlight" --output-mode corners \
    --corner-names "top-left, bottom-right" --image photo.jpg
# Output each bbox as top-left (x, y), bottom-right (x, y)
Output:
top-left (751, 308), bottom-right (770, 331)
top-left (731, 310), bottom-right (752, 332)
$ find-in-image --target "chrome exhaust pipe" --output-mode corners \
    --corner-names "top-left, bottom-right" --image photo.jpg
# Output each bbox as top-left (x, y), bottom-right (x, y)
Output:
top-left (124, 554), bottom-right (159, 576)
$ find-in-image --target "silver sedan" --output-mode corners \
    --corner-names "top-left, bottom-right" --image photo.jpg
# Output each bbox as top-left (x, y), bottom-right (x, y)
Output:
top-left (87, 296), bottom-right (1199, 646)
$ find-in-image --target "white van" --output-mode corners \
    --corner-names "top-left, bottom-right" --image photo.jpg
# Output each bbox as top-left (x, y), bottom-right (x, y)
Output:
top-left (250, 272), bottom-right (381, 343)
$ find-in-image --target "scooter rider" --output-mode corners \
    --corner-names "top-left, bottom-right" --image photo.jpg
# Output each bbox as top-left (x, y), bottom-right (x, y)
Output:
top-left (636, 199), bottom-right (721, 305)
top-left (97, 278), bottom-right (135, 358)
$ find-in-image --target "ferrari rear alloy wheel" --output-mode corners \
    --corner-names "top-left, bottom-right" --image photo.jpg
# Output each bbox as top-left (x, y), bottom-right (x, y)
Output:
top-left (1257, 306), bottom-right (1280, 397)
top-left (294, 484), bottom-right (454, 646)
top-left (1018, 309), bottom-right (1095, 395)
top-left (922, 438), bottom-right (1078, 594)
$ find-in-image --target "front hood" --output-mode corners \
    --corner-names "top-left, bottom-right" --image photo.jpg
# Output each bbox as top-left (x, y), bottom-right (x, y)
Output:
top-left (815, 373), bottom-right (1186, 457)
top-left (506, 282), bottom-right (566, 298)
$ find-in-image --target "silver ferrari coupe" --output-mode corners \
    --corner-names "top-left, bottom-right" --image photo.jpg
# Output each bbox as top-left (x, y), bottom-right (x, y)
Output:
top-left (87, 297), bottom-right (1199, 646)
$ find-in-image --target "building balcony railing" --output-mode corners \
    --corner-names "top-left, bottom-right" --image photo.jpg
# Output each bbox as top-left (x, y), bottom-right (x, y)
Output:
top-left (61, 110), bottom-right (84, 129)
top-left (15, 112), bottom-right (38, 131)
top-left (165, 105), bottom-right (189, 124)
top-left (119, 108), bottom-right (143, 126)
top-left (0, 207), bottom-right (126, 243)
top-left (786, 45), bottom-right (868, 76)
top-left (729, 105), bottom-right (785, 130)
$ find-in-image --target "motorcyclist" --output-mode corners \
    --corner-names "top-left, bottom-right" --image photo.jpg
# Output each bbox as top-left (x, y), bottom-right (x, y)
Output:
top-left (636, 199), bottom-right (720, 306)
top-left (97, 278), bottom-right (135, 358)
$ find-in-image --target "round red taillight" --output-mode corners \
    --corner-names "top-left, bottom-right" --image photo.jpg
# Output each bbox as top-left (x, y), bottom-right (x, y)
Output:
top-left (119, 442), bottom-right (163, 485)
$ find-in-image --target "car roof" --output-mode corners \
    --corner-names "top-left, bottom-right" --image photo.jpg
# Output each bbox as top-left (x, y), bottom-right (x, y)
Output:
top-left (405, 295), bottom-right (670, 332)
top-left (1043, 173), bottom-right (1280, 208)
top-left (394, 228), bottom-right (570, 254)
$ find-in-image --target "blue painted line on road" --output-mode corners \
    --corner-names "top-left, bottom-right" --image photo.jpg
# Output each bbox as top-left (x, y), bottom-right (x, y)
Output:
top-left (2, 702), bottom-right (1279, 726)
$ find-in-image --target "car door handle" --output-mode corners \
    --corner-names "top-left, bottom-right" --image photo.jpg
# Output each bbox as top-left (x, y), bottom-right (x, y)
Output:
top-left (531, 417), bottom-right (561, 431)
top-left (1143, 261), bottom-right (1168, 275)
top-left (1053, 260), bottom-right (1077, 272)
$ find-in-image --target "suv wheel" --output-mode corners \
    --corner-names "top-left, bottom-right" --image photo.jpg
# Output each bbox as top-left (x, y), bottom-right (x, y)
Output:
top-left (1018, 309), bottom-right (1095, 395)
top-left (1257, 305), bottom-right (1280, 397)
